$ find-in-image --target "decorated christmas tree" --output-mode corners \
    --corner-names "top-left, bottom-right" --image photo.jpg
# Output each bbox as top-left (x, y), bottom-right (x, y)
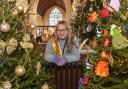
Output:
top-left (0, 0), bottom-right (53, 88)
top-left (70, 0), bottom-right (128, 89)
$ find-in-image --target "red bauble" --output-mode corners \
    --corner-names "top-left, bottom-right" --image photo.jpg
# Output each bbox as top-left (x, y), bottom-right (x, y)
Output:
top-left (100, 8), bottom-right (110, 18)
top-left (104, 38), bottom-right (111, 47)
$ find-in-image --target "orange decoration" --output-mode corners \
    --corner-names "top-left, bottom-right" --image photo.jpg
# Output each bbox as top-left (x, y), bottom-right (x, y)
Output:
top-left (88, 11), bottom-right (98, 22)
top-left (95, 61), bottom-right (109, 77)
top-left (102, 29), bottom-right (108, 36)
top-left (101, 51), bottom-right (110, 59)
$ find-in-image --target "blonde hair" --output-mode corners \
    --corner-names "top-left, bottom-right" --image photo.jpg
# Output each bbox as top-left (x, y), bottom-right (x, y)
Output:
top-left (53, 20), bottom-right (75, 52)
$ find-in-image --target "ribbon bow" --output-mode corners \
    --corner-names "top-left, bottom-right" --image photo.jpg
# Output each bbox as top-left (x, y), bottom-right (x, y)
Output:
top-left (20, 34), bottom-right (33, 52)
top-left (0, 38), bottom-right (18, 55)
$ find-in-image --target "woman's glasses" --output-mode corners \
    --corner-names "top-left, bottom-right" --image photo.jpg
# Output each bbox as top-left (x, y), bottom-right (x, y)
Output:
top-left (57, 29), bottom-right (67, 32)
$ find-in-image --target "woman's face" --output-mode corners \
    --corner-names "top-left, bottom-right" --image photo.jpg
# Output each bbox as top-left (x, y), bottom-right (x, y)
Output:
top-left (57, 24), bottom-right (68, 40)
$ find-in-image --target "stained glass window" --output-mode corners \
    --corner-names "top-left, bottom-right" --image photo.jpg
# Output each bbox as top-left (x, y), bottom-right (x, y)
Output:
top-left (49, 8), bottom-right (62, 26)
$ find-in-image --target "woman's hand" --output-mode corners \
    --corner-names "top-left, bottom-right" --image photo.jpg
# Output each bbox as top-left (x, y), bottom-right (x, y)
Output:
top-left (58, 59), bottom-right (66, 66)
top-left (53, 56), bottom-right (67, 66)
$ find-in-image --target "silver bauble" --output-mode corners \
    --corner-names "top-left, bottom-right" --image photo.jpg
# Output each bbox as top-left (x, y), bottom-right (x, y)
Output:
top-left (0, 22), bottom-right (10, 32)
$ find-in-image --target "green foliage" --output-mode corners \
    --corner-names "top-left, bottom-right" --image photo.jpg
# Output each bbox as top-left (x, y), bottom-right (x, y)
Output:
top-left (73, 0), bottom-right (128, 89)
top-left (0, 0), bottom-right (53, 88)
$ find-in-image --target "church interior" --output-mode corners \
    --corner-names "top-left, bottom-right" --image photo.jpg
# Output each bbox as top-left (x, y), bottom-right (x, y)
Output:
top-left (0, 0), bottom-right (128, 89)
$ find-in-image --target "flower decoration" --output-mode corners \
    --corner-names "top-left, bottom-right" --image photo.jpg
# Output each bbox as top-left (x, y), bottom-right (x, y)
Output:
top-left (100, 8), bottom-right (110, 18)
top-left (88, 11), bottom-right (98, 22)
top-left (95, 60), bottom-right (109, 77)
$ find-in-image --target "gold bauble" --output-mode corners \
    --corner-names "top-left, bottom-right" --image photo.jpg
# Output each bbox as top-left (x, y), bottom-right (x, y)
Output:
top-left (8, 0), bottom-right (16, 2)
top-left (0, 21), bottom-right (10, 32)
top-left (15, 65), bottom-right (25, 77)
top-left (17, 4), bottom-right (24, 12)
top-left (3, 81), bottom-right (12, 89)
top-left (41, 84), bottom-right (48, 89)
top-left (30, 24), bottom-right (36, 29)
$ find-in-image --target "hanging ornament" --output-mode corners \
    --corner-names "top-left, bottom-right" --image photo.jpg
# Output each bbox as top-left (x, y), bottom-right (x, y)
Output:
top-left (15, 65), bottom-right (25, 77)
top-left (95, 60), bottom-right (109, 77)
top-left (41, 83), bottom-right (49, 89)
top-left (85, 61), bottom-right (93, 70)
top-left (101, 51), bottom-right (110, 59)
top-left (8, 0), bottom-right (16, 2)
top-left (16, 4), bottom-right (24, 12)
top-left (85, 58), bottom-right (93, 70)
top-left (23, 34), bottom-right (31, 42)
top-left (89, 4), bottom-right (93, 11)
top-left (96, 27), bottom-right (102, 37)
top-left (20, 42), bottom-right (34, 50)
top-left (0, 38), bottom-right (18, 55)
top-left (110, 24), bottom-right (128, 49)
top-left (107, 0), bottom-right (120, 12)
top-left (103, 38), bottom-right (111, 47)
top-left (0, 21), bottom-right (10, 32)
top-left (30, 24), bottom-right (36, 29)
top-left (88, 11), bottom-right (98, 22)
top-left (86, 25), bottom-right (92, 32)
top-left (3, 81), bottom-right (12, 89)
top-left (6, 38), bottom-right (18, 54)
top-left (100, 8), bottom-right (110, 18)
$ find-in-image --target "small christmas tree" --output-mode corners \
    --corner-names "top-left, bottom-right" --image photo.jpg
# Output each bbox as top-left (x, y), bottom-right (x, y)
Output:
top-left (0, 0), bottom-right (53, 88)
top-left (70, 0), bottom-right (128, 89)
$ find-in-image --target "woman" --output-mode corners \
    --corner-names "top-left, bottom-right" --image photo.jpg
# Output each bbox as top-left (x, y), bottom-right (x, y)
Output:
top-left (45, 20), bottom-right (80, 66)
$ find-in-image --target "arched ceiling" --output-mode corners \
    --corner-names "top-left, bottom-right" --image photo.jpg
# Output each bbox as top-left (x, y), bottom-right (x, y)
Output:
top-left (37, 0), bottom-right (73, 17)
